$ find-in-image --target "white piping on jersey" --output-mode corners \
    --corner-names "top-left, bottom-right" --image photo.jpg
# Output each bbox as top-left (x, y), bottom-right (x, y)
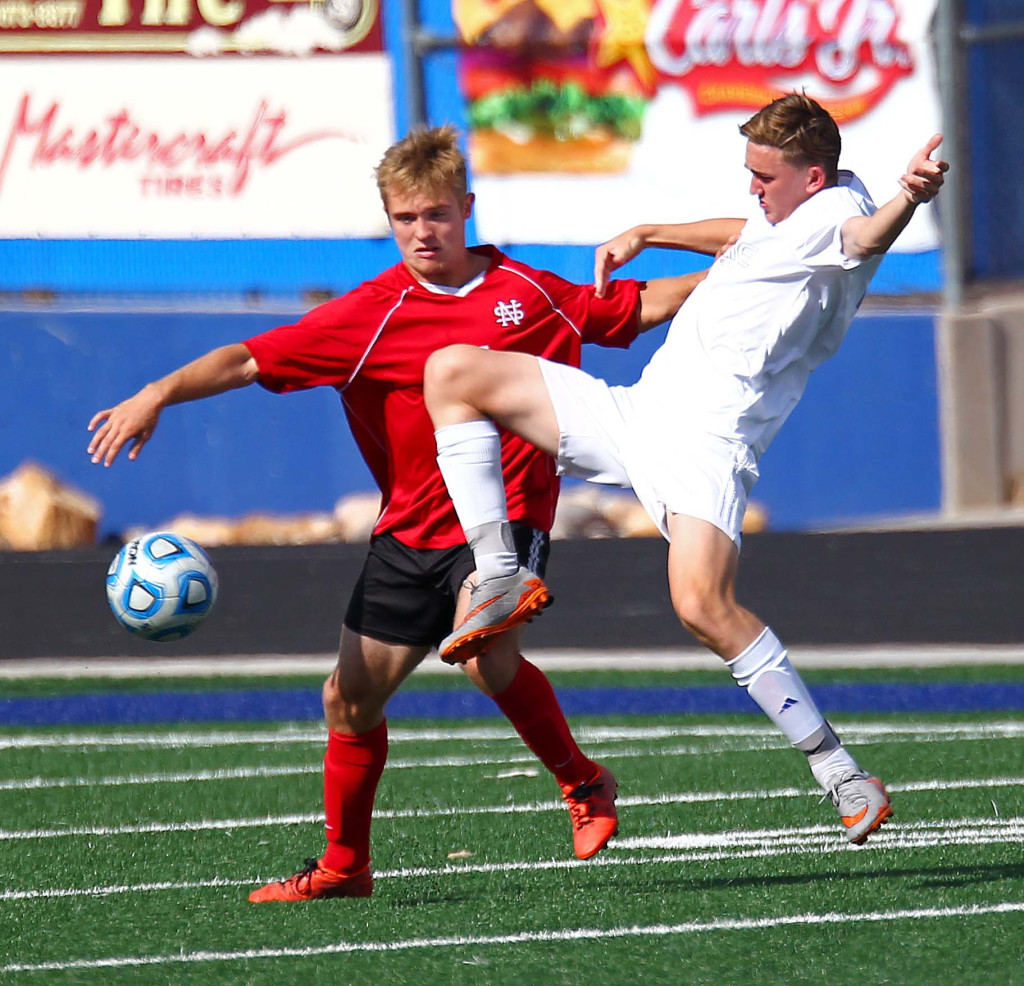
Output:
top-left (339, 286), bottom-right (413, 394)
top-left (497, 264), bottom-right (583, 337)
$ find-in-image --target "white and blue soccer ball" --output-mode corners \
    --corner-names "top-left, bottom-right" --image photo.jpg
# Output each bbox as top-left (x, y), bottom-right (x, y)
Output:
top-left (106, 531), bottom-right (218, 641)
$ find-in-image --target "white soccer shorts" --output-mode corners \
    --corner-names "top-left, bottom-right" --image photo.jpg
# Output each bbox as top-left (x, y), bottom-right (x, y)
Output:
top-left (537, 357), bottom-right (758, 545)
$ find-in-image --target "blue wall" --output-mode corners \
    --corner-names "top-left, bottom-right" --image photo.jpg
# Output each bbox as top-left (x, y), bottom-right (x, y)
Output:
top-left (1, 307), bottom-right (940, 540)
top-left (751, 312), bottom-right (941, 529)
top-left (965, 0), bottom-right (1024, 282)
top-left (3, 310), bottom-right (372, 539)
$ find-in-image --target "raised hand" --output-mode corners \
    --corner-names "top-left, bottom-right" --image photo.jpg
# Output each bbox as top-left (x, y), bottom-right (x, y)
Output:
top-left (87, 386), bottom-right (163, 467)
top-left (594, 227), bottom-right (648, 298)
top-left (899, 134), bottom-right (948, 204)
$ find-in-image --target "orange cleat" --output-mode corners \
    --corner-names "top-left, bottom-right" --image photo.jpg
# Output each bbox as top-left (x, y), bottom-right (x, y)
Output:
top-left (248, 858), bottom-right (373, 902)
top-left (561, 764), bottom-right (619, 859)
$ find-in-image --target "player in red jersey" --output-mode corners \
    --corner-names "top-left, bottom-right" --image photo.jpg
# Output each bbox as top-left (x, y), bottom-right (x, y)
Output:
top-left (87, 125), bottom-right (703, 902)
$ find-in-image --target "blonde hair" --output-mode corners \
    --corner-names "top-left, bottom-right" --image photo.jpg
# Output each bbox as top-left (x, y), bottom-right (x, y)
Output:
top-left (740, 93), bottom-right (841, 184)
top-left (375, 124), bottom-right (469, 206)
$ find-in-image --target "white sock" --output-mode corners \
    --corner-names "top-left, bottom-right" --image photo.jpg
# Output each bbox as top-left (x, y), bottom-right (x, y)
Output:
top-left (807, 744), bottom-right (861, 792)
top-left (728, 627), bottom-right (860, 767)
top-left (435, 420), bottom-right (518, 581)
top-left (728, 628), bottom-right (861, 791)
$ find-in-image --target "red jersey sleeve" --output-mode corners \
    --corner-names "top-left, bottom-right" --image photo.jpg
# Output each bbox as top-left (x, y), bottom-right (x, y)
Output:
top-left (528, 268), bottom-right (642, 350)
top-left (243, 287), bottom-right (385, 394)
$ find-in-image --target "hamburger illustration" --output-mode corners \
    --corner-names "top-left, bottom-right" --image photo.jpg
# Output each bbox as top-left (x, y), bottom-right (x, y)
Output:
top-left (454, 0), bottom-right (653, 174)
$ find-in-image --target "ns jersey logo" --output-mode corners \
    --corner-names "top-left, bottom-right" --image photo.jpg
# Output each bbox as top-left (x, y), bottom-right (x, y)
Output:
top-left (493, 299), bottom-right (525, 327)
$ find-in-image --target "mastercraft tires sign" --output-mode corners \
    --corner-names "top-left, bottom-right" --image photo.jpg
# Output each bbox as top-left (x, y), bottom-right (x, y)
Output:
top-left (0, 0), bottom-right (395, 237)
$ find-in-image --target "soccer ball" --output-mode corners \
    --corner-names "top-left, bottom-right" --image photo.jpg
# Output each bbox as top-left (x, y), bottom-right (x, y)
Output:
top-left (106, 531), bottom-right (218, 641)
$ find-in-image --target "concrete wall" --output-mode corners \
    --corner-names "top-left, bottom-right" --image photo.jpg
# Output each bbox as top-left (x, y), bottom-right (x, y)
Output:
top-left (938, 292), bottom-right (1024, 509)
top-left (4, 528), bottom-right (1023, 659)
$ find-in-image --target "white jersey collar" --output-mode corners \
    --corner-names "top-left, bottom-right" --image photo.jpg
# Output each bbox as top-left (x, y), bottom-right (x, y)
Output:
top-left (418, 270), bottom-right (488, 297)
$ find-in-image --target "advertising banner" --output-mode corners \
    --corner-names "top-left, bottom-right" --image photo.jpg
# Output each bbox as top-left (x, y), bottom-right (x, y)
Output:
top-left (454, 0), bottom-right (942, 251)
top-left (0, 0), bottom-right (394, 237)
top-left (0, 0), bottom-right (382, 54)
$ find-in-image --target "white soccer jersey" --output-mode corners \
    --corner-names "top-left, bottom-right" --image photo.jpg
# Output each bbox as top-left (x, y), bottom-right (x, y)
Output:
top-left (628, 172), bottom-right (883, 459)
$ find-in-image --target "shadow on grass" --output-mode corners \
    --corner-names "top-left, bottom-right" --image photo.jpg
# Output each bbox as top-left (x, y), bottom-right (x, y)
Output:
top-left (614, 860), bottom-right (1024, 896)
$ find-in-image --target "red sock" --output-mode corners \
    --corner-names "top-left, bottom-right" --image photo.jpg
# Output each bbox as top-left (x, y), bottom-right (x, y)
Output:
top-left (492, 658), bottom-right (596, 789)
top-left (319, 720), bottom-right (388, 875)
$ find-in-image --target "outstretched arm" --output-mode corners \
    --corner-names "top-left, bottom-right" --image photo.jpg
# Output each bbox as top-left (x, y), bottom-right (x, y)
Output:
top-left (595, 218), bottom-right (745, 296)
top-left (842, 134), bottom-right (948, 261)
top-left (87, 343), bottom-right (259, 466)
top-left (636, 269), bottom-right (709, 332)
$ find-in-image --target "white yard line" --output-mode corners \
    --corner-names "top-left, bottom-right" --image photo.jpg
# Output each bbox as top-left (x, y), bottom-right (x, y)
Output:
top-left (0, 877), bottom-right (258, 901)
top-left (3, 719), bottom-right (1024, 752)
top-left (2, 776), bottom-right (1022, 841)
top-left (3, 815), bottom-right (1022, 905)
top-left (3, 643), bottom-right (1024, 679)
top-left (4, 899), bottom-right (1023, 972)
top-left (5, 721), bottom-right (1024, 790)
top-left (0, 749), bottom-right (705, 792)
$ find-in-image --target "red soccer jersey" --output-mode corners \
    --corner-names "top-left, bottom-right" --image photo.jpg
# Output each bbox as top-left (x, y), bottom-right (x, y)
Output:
top-left (244, 246), bottom-right (641, 548)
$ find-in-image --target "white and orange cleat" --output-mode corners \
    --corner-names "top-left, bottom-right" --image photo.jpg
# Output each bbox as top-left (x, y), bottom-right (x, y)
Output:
top-left (827, 771), bottom-right (893, 844)
top-left (439, 567), bottom-right (550, 664)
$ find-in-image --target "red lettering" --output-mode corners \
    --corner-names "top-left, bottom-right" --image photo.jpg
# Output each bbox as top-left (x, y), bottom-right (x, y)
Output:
top-left (0, 94), bottom-right (363, 197)
top-left (645, 0), bottom-right (913, 118)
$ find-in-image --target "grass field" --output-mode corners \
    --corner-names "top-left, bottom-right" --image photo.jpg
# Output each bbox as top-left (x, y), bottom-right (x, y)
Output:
top-left (1, 666), bottom-right (1023, 984)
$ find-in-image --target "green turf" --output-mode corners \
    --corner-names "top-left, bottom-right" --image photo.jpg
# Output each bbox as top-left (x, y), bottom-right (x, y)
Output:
top-left (1, 681), bottom-right (1022, 984)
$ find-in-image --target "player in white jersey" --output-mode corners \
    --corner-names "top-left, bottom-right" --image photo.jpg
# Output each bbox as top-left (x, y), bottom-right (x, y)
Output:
top-left (421, 94), bottom-right (948, 844)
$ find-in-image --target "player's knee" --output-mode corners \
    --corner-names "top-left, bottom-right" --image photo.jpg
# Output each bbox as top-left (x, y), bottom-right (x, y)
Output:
top-left (322, 675), bottom-right (345, 718)
top-left (670, 584), bottom-right (731, 640)
top-left (322, 674), bottom-right (381, 729)
top-left (424, 345), bottom-right (478, 401)
top-left (323, 674), bottom-right (366, 712)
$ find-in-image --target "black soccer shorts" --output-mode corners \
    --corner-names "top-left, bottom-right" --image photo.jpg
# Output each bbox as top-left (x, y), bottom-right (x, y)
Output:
top-left (343, 523), bottom-right (550, 649)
